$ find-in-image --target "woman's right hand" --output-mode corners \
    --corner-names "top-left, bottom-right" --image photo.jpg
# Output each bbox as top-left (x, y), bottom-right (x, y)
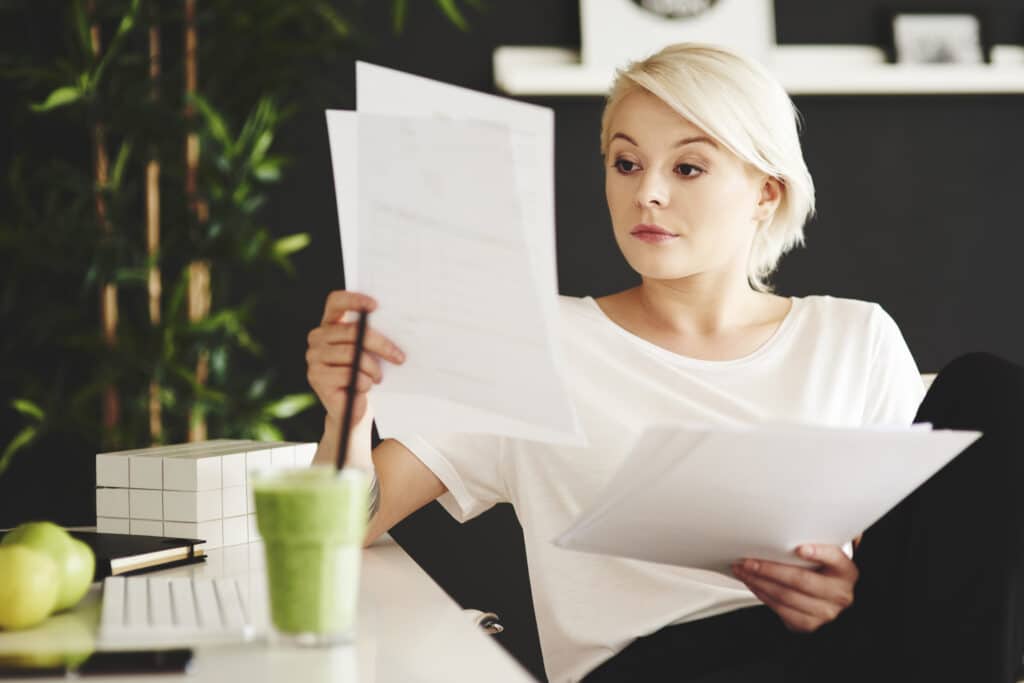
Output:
top-left (306, 291), bottom-right (406, 425)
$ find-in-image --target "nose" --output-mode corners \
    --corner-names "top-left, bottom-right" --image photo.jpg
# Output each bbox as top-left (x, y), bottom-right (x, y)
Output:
top-left (634, 171), bottom-right (669, 209)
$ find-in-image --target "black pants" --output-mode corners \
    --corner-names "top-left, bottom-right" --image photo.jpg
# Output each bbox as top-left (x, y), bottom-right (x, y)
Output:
top-left (584, 352), bottom-right (1024, 683)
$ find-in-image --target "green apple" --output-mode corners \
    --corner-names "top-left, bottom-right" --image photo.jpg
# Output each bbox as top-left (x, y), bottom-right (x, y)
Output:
top-left (0, 544), bottom-right (59, 629)
top-left (2, 522), bottom-right (95, 612)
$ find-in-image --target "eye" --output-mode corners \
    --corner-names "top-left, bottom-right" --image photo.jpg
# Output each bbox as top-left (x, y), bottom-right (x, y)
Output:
top-left (676, 163), bottom-right (704, 178)
top-left (612, 158), bottom-right (639, 174)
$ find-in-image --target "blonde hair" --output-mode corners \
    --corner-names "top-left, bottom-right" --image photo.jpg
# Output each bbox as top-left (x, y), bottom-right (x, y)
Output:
top-left (600, 43), bottom-right (816, 292)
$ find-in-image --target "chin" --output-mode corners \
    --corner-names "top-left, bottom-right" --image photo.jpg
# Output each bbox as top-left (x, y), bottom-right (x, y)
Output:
top-left (619, 250), bottom-right (697, 281)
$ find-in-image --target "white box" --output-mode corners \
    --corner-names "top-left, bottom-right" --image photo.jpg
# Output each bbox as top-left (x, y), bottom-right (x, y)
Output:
top-left (221, 451), bottom-right (246, 487)
top-left (163, 489), bottom-right (222, 522)
top-left (98, 440), bottom-right (249, 489)
top-left (129, 489), bottom-right (162, 520)
top-left (126, 442), bottom-right (221, 489)
top-left (269, 444), bottom-right (296, 471)
top-left (128, 453), bottom-right (164, 489)
top-left (244, 443), bottom-right (275, 475)
top-left (163, 453), bottom-right (221, 491)
top-left (165, 519), bottom-right (222, 550)
top-left (129, 519), bottom-right (163, 536)
top-left (222, 516), bottom-right (248, 547)
top-left (244, 445), bottom-right (275, 512)
top-left (292, 442), bottom-right (318, 467)
top-left (97, 516), bottom-right (129, 534)
top-left (247, 513), bottom-right (260, 542)
top-left (222, 485), bottom-right (246, 518)
top-left (96, 488), bottom-right (129, 518)
top-left (95, 453), bottom-right (130, 488)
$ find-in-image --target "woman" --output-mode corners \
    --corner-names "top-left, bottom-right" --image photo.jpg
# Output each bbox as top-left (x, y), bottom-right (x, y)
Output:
top-left (305, 44), bottom-right (1024, 682)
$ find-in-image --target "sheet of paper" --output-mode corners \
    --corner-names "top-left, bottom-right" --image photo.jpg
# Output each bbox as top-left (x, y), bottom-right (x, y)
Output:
top-left (325, 110), bottom-right (359, 286)
top-left (355, 62), bottom-right (558, 319)
top-left (326, 72), bottom-right (583, 443)
top-left (355, 112), bottom-right (580, 439)
top-left (555, 423), bottom-right (981, 575)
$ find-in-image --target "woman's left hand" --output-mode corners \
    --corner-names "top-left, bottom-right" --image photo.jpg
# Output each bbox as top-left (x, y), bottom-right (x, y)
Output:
top-left (731, 544), bottom-right (858, 633)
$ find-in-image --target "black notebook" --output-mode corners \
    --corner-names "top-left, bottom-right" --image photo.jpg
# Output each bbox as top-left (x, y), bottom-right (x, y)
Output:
top-left (70, 531), bottom-right (207, 580)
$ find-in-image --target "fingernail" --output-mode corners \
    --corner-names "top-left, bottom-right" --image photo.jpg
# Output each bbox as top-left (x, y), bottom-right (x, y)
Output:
top-left (799, 545), bottom-right (815, 559)
top-left (744, 559), bottom-right (759, 572)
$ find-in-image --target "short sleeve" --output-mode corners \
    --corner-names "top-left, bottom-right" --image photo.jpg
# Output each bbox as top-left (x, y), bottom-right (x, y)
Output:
top-left (861, 305), bottom-right (926, 426)
top-left (390, 431), bottom-right (508, 523)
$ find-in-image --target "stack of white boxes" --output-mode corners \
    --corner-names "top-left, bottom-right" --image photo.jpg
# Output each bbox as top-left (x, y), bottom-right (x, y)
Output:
top-left (95, 439), bottom-right (318, 549)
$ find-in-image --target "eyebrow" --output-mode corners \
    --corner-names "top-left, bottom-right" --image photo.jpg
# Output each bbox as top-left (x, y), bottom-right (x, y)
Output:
top-left (611, 132), bottom-right (719, 149)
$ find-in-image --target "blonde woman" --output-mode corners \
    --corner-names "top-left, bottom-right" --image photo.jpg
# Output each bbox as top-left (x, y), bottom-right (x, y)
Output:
top-left (306, 43), bottom-right (1024, 682)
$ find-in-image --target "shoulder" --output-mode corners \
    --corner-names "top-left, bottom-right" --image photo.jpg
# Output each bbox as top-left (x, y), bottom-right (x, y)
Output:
top-left (795, 295), bottom-right (897, 333)
top-left (794, 295), bottom-right (910, 363)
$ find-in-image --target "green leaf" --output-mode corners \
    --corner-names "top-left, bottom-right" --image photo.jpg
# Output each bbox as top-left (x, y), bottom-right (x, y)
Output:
top-left (247, 377), bottom-right (268, 400)
top-left (314, 2), bottom-right (352, 40)
top-left (0, 426), bottom-right (38, 479)
top-left (435, 0), bottom-right (470, 31)
top-left (11, 399), bottom-right (44, 422)
top-left (114, 0), bottom-right (139, 39)
top-left (262, 393), bottom-right (316, 419)
top-left (250, 130), bottom-right (274, 166)
top-left (71, 0), bottom-right (92, 59)
top-left (190, 93), bottom-right (232, 149)
top-left (108, 140), bottom-right (133, 190)
top-left (254, 422), bottom-right (284, 442)
top-left (392, 0), bottom-right (408, 34)
top-left (252, 159), bottom-right (282, 182)
top-left (30, 86), bottom-right (83, 112)
top-left (272, 233), bottom-right (310, 258)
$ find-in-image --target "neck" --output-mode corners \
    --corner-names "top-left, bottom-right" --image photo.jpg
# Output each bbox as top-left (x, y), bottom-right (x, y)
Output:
top-left (635, 271), bottom-right (764, 337)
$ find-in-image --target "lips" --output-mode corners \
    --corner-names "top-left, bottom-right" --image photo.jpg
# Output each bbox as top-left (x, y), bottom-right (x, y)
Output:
top-left (630, 224), bottom-right (678, 243)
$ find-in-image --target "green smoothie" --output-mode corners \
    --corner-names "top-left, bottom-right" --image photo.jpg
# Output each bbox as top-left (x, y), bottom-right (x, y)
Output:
top-left (252, 466), bottom-right (369, 645)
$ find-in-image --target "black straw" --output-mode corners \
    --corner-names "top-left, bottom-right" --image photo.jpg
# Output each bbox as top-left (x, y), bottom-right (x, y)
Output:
top-left (336, 309), bottom-right (369, 471)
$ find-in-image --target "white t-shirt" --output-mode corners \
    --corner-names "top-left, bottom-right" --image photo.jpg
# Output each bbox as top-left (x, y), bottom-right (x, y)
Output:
top-left (393, 294), bottom-right (925, 683)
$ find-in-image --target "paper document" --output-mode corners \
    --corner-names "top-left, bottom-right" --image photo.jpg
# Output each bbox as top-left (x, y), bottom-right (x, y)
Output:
top-left (555, 423), bottom-right (981, 575)
top-left (324, 64), bottom-right (582, 444)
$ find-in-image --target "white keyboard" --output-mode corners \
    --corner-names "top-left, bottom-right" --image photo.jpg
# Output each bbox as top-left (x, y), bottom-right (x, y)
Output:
top-left (99, 575), bottom-right (255, 647)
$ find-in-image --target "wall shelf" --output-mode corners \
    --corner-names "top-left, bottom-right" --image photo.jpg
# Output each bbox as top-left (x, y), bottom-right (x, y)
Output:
top-left (494, 44), bottom-right (1024, 96)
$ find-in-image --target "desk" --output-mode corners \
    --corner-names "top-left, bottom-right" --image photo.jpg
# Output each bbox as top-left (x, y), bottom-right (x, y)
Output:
top-left (0, 534), bottom-right (535, 682)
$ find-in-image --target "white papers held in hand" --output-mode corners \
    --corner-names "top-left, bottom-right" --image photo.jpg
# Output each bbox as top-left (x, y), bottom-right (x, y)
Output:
top-left (324, 63), bottom-right (582, 445)
top-left (554, 423), bottom-right (981, 576)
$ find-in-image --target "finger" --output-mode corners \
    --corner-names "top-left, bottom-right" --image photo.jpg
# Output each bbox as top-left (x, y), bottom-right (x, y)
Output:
top-left (733, 565), bottom-right (845, 623)
top-left (747, 585), bottom-right (824, 633)
top-left (737, 558), bottom-right (833, 599)
top-left (313, 324), bottom-right (405, 364)
top-left (795, 544), bottom-right (859, 580)
top-left (308, 346), bottom-right (384, 383)
top-left (321, 291), bottom-right (377, 324)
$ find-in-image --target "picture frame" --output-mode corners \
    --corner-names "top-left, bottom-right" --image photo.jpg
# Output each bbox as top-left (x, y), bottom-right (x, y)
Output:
top-left (886, 9), bottom-right (991, 65)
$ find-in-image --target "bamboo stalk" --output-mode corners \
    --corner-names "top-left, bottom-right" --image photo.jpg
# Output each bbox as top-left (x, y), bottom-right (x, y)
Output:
top-left (88, 0), bottom-right (120, 438)
top-left (184, 0), bottom-right (209, 442)
top-left (147, 16), bottom-right (163, 442)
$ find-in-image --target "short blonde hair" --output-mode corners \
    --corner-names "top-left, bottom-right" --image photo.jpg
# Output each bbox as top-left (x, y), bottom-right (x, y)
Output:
top-left (600, 43), bottom-right (816, 292)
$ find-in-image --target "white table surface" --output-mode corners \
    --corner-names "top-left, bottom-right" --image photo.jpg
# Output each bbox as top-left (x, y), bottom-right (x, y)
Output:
top-left (0, 534), bottom-right (535, 682)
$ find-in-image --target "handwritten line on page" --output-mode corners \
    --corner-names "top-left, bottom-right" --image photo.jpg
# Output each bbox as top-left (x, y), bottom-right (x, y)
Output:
top-left (324, 64), bottom-right (583, 444)
top-left (554, 423), bottom-right (981, 575)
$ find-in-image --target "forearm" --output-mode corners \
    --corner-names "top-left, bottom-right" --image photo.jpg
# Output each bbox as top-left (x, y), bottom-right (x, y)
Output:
top-left (311, 408), bottom-right (385, 543)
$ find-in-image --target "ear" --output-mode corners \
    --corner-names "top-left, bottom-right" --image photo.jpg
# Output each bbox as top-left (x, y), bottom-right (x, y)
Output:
top-left (754, 176), bottom-right (783, 224)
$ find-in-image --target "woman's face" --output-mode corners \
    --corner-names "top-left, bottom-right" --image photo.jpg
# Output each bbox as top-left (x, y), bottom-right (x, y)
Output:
top-left (604, 89), bottom-right (778, 284)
